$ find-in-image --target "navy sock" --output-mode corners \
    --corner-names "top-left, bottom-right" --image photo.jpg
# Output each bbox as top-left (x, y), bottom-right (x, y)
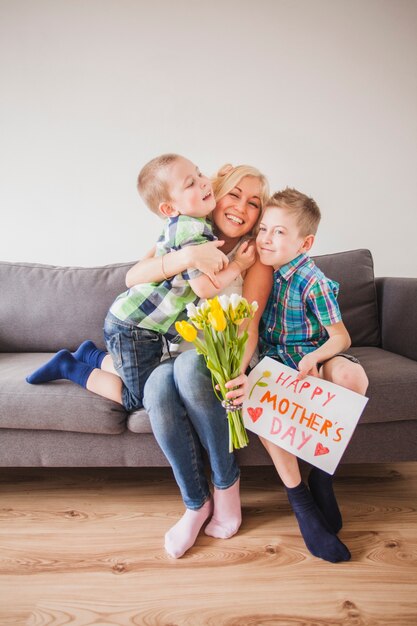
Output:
top-left (72, 340), bottom-right (106, 369)
top-left (308, 467), bottom-right (343, 533)
top-left (286, 481), bottom-right (350, 563)
top-left (26, 350), bottom-right (94, 388)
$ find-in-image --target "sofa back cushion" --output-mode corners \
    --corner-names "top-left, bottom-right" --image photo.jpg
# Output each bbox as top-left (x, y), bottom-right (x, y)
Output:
top-left (0, 261), bottom-right (131, 352)
top-left (313, 249), bottom-right (380, 347)
top-left (0, 249), bottom-right (380, 352)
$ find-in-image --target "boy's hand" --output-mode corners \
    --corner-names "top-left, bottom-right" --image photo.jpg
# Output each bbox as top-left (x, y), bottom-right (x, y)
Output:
top-left (233, 240), bottom-right (256, 272)
top-left (189, 240), bottom-right (229, 288)
top-left (218, 373), bottom-right (249, 405)
top-left (297, 353), bottom-right (320, 380)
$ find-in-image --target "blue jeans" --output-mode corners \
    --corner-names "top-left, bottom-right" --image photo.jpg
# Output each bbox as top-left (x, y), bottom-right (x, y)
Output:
top-left (103, 311), bottom-right (163, 411)
top-left (143, 349), bottom-right (240, 510)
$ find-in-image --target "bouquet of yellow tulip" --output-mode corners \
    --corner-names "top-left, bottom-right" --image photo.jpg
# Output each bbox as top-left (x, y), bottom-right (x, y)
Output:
top-left (175, 294), bottom-right (258, 452)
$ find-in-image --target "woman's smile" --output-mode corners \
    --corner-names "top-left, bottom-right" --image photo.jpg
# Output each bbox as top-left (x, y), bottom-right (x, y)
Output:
top-left (225, 212), bottom-right (244, 226)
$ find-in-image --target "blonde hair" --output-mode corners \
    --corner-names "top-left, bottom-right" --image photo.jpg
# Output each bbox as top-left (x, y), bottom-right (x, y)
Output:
top-left (137, 153), bottom-right (181, 215)
top-left (265, 187), bottom-right (321, 236)
top-left (212, 164), bottom-right (269, 233)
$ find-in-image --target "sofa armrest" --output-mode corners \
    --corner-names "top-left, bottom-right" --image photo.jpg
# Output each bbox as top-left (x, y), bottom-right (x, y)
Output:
top-left (376, 277), bottom-right (417, 361)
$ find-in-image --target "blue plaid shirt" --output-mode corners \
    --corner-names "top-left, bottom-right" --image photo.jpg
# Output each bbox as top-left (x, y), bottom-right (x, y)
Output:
top-left (259, 253), bottom-right (342, 369)
top-left (110, 215), bottom-right (215, 340)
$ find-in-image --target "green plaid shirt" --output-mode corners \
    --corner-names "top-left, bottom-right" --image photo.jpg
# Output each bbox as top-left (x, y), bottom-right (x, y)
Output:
top-left (110, 215), bottom-right (215, 340)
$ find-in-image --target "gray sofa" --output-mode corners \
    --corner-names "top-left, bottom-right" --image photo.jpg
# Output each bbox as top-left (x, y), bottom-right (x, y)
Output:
top-left (1, 249), bottom-right (416, 467)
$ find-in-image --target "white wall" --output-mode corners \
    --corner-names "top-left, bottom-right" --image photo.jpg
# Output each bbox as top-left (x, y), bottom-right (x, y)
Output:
top-left (1, 0), bottom-right (416, 276)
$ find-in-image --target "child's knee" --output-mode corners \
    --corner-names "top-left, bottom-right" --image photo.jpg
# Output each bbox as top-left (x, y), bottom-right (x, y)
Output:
top-left (330, 363), bottom-right (368, 394)
top-left (354, 366), bottom-right (369, 394)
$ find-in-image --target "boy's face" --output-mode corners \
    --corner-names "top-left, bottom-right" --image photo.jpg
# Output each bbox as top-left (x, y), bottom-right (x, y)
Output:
top-left (162, 157), bottom-right (216, 218)
top-left (256, 206), bottom-right (313, 270)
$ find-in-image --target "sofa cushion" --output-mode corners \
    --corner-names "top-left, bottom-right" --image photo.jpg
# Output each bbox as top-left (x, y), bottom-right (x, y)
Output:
top-left (1, 251), bottom-right (379, 352)
top-left (0, 261), bottom-right (132, 352)
top-left (0, 353), bottom-right (127, 435)
top-left (348, 346), bottom-right (417, 425)
top-left (313, 249), bottom-right (379, 347)
top-left (127, 409), bottom-right (153, 434)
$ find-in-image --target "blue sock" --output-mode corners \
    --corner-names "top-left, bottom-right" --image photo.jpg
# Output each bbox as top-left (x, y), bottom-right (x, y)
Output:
top-left (286, 481), bottom-right (351, 563)
top-left (308, 467), bottom-right (343, 534)
top-left (26, 350), bottom-right (94, 388)
top-left (72, 340), bottom-right (106, 369)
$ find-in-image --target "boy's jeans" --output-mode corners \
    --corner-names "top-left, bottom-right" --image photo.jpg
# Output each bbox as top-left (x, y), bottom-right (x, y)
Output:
top-left (103, 311), bottom-right (163, 411)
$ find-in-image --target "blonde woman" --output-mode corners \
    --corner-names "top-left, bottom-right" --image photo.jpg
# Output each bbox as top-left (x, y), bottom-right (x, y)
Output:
top-left (138, 163), bottom-right (272, 558)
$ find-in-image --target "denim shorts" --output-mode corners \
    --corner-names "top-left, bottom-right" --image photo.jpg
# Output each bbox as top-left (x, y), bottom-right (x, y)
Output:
top-left (103, 311), bottom-right (163, 411)
top-left (318, 352), bottom-right (361, 370)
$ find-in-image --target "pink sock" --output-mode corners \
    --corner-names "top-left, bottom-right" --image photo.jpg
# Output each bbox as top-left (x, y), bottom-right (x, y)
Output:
top-left (205, 478), bottom-right (241, 539)
top-left (164, 498), bottom-right (213, 559)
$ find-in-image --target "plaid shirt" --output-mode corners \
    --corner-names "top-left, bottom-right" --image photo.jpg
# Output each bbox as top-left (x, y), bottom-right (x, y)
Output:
top-left (259, 253), bottom-right (342, 368)
top-left (110, 215), bottom-right (215, 340)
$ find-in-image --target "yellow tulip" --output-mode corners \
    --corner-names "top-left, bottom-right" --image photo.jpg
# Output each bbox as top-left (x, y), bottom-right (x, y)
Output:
top-left (175, 320), bottom-right (197, 342)
top-left (208, 296), bottom-right (222, 314)
top-left (208, 309), bottom-right (227, 332)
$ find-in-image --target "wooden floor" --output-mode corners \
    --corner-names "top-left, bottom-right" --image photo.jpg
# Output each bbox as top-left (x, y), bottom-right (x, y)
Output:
top-left (0, 463), bottom-right (416, 626)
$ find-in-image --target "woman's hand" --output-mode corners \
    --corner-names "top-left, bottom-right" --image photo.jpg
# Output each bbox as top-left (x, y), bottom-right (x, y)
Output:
top-left (224, 373), bottom-right (249, 405)
top-left (233, 240), bottom-right (257, 273)
top-left (188, 240), bottom-right (229, 288)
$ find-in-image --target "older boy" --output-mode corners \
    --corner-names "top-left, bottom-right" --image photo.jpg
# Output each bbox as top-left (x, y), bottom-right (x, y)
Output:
top-left (256, 188), bottom-right (368, 563)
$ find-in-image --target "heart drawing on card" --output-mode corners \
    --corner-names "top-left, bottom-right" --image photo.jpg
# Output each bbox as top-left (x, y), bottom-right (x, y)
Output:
top-left (247, 407), bottom-right (263, 423)
top-left (314, 443), bottom-right (330, 456)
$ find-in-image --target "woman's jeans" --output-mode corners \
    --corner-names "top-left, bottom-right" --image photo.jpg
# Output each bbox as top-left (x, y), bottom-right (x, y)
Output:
top-left (143, 349), bottom-right (240, 510)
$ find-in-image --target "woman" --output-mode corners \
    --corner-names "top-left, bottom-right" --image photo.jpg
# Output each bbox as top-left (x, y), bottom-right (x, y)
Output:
top-left (132, 163), bottom-right (273, 558)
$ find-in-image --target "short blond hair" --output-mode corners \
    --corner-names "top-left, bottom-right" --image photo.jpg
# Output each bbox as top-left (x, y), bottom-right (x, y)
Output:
top-left (137, 153), bottom-right (181, 215)
top-left (212, 164), bottom-right (269, 234)
top-left (265, 187), bottom-right (321, 236)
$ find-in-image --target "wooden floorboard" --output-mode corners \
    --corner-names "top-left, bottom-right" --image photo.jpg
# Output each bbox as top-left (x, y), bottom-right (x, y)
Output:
top-left (0, 463), bottom-right (416, 625)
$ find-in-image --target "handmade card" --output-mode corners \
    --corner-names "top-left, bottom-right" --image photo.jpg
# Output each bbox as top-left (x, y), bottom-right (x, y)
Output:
top-left (243, 356), bottom-right (368, 474)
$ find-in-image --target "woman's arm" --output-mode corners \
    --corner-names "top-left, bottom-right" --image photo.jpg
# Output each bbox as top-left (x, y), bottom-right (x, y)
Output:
top-left (125, 240), bottom-right (229, 288)
top-left (125, 246), bottom-right (156, 286)
top-left (241, 258), bottom-right (273, 372)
